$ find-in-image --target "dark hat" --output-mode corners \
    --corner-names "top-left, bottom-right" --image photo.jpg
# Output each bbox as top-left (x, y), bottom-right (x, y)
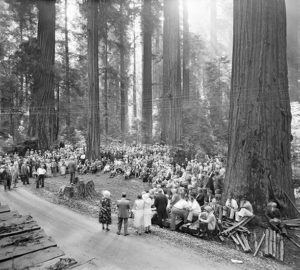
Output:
top-left (122, 192), bottom-right (127, 197)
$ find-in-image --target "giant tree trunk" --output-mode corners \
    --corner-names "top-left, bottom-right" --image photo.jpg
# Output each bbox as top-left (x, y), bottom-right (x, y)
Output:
top-left (28, 0), bottom-right (56, 149)
top-left (64, 0), bottom-right (71, 137)
top-left (142, 0), bottom-right (152, 144)
top-left (161, 0), bottom-right (182, 145)
top-left (87, 0), bottom-right (101, 160)
top-left (286, 0), bottom-right (299, 102)
top-left (182, 0), bottom-right (190, 101)
top-left (119, 1), bottom-right (128, 138)
top-left (225, 0), bottom-right (294, 215)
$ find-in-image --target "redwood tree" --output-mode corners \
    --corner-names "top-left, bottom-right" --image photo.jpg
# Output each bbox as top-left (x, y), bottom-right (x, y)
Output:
top-left (161, 0), bottom-right (182, 145)
top-left (28, 0), bottom-right (56, 149)
top-left (225, 0), bottom-right (294, 215)
top-left (142, 0), bottom-right (152, 144)
top-left (87, 0), bottom-right (100, 159)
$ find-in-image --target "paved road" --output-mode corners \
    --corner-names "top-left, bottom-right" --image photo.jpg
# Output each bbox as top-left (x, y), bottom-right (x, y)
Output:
top-left (0, 187), bottom-right (243, 270)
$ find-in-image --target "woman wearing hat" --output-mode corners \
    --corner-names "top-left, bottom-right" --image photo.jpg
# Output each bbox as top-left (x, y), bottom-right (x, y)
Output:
top-left (99, 190), bottom-right (112, 231)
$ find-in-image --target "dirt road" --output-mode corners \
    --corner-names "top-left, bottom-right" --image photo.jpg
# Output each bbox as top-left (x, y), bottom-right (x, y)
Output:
top-left (0, 187), bottom-right (283, 270)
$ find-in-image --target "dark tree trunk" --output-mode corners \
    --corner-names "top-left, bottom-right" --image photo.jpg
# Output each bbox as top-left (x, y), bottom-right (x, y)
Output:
top-left (87, 0), bottom-right (101, 160)
top-left (162, 0), bottom-right (182, 145)
top-left (225, 0), bottom-right (294, 216)
top-left (286, 0), bottom-right (299, 102)
top-left (28, 0), bottom-right (56, 149)
top-left (133, 15), bottom-right (137, 119)
top-left (64, 0), bottom-right (71, 137)
top-left (142, 0), bottom-right (152, 144)
top-left (182, 0), bottom-right (190, 101)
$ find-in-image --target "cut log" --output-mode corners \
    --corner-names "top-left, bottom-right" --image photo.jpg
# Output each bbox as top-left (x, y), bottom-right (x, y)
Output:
top-left (0, 246), bottom-right (64, 270)
top-left (235, 233), bottom-right (247, 252)
top-left (272, 230), bottom-right (276, 258)
top-left (253, 232), bottom-right (258, 250)
top-left (62, 185), bottom-right (74, 199)
top-left (240, 233), bottom-right (251, 252)
top-left (254, 232), bottom-right (265, 257)
top-left (230, 234), bottom-right (240, 245)
top-left (0, 205), bottom-right (10, 214)
top-left (276, 233), bottom-right (280, 260)
top-left (74, 179), bottom-right (96, 198)
top-left (0, 230), bottom-right (57, 262)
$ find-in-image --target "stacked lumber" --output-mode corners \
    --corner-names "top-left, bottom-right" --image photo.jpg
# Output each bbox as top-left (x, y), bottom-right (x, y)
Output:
top-left (0, 203), bottom-right (67, 270)
top-left (263, 228), bottom-right (284, 261)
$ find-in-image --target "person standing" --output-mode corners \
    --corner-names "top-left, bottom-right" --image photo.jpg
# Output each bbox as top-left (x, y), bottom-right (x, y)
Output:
top-left (36, 165), bottom-right (46, 188)
top-left (133, 194), bottom-right (144, 235)
top-left (143, 192), bottom-right (152, 233)
top-left (99, 190), bottom-right (112, 231)
top-left (154, 189), bottom-right (168, 228)
top-left (68, 157), bottom-right (76, 184)
top-left (20, 161), bottom-right (29, 185)
top-left (116, 192), bottom-right (130, 236)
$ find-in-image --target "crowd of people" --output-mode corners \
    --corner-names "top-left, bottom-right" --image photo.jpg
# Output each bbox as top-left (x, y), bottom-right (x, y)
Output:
top-left (0, 143), bottom-right (255, 237)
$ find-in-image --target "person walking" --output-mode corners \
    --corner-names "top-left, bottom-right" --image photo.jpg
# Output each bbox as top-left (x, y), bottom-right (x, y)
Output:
top-left (116, 192), bottom-right (130, 236)
top-left (99, 190), bottom-right (112, 231)
top-left (133, 194), bottom-right (144, 235)
top-left (36, 165), bottom-right (46, 188)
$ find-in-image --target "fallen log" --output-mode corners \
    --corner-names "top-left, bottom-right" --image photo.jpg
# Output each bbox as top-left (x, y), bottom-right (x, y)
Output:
top-left (235, 233), bottom-right (247, 252)
top-left (230, 234), bottom-right (240, 246)
top-left (268, 229), bottom-right (273, 257)
top-left (240, 233), bottom-right (251, 252)
top-left (254, 232), bottom-right (265, 257)
top-left (221, 216), bottom-right (253, 236)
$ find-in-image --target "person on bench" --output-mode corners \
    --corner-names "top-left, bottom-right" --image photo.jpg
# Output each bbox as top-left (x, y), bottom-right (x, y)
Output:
top-left (170, 193), bottom-right (189, 231)
top-left (198, 205), bottom-right (216, 237)
top-left (187, 193), bottom-right (201, 223)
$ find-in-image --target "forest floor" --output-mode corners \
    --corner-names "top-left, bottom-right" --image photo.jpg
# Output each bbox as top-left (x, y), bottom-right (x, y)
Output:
top-left (9, 172), bottom-right (298, 270)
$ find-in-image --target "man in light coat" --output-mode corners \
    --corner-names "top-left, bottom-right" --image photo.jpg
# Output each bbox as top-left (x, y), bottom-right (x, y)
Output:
top-left (116, 192), bottom-right (130, 236)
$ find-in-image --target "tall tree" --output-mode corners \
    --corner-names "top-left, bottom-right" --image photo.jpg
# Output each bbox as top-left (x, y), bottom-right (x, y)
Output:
top-left (182, 0), bottom-right (190, 100)
top-left (225, 0), bottom-right (294, 215)
top-left (119, 1), bottom-right (128, 138)
top-left (87, 0), bottom-right (100, 159)
top-left (142, 0), bottom-right (153, 144)
top-left (64, 0), bottom-right (71, 137)
top-left (161, 0), bottom-right (182, 145)
top-left (28, 0), bottom-right (56, 149)
top-left (286, 0), bottom-right (299, 101)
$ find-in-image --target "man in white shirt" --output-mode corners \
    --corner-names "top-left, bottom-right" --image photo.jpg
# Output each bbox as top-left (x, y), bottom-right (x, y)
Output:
top-left (170, 194), bottom-right (189, 231)
top-left (37, 165), bottom-right (46, 188)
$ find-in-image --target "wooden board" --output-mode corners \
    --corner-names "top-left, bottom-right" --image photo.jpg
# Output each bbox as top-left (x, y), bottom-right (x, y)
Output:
top-left (0, 206), bottom-right (10, 214)
top-left (0, 222), bottom-right (40, 238)
top-left (0, 211), bottom-right (21, 222)
top-left (0, 230), bottom-right (57, 262)
top-left (0, 246), bottom-right (64, 270)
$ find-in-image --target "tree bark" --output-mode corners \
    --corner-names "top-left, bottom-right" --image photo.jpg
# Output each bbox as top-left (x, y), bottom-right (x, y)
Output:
top-left (182, 0), bottom-right (190, 101)
top-left (225, 0), bottom-right (294, 215)
top-left (142, 0), bottom-right (152, 144)
top-left (286, 0), bottom-right (299, 102)
top-left (87, 0), bottom-right (101, 160)
top-left (162, 0), bottom-right (182, 145)
top-left (28, 0), bottom-right (56, 149)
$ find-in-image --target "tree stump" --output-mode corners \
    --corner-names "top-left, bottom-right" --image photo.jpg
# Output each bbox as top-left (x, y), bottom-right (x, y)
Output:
top-left (59, 179), bottom-right (96, 199)
top-left (60, 185), bottom-right (74, 199)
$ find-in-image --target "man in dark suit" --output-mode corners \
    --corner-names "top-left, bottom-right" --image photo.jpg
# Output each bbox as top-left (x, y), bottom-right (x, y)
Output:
top-left (68, 157), bottom-right (76, 184)
top-left (116, 192), bottom-right (130, 236)
top-left (154, 189), bottom-right (168, 228)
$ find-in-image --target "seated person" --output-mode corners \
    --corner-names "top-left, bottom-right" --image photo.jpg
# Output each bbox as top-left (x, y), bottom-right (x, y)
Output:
top-left (224, 193), bottom-right (238, 220)
top-left (170, 194), bottom-right (189, 231)
top-left (266, 201), bottom-right (281, 227)
top-left (236, 195), bottom-right (254, 221)
top-left (198, 205), bottom-right (216, 237)
top-left (103, 163), bottom-right (111, 173)
top-left (187, 193), bottom-right (201, 223)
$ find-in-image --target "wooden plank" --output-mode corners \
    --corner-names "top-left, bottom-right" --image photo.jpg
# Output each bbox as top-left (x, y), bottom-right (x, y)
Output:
top-left (269, 229), bottom-right (273, 257)
top-left (221, 216), bottom-right (254, 235)
top-left (0, 206), bottom-right (10, 214)
top-left (0, 211), bottom-right (21, 222)
top-left (264, 229), bottom-right (269, 256)
top-left (0, 230), bottom-right (57, 262)
top-left (235, 233), bottom-right (247, 252)
top-left (254, 232), bottom-right (265, 257)
top-left (276, 233), bottom-right (280, 260)
top-left (272, 230), bottom-right (276, 258)
top-left (230, 234), bottom-right (240, 245)
top-left (0, 222), bottom-right (40, 238)
top-left (0, 215), bottom-right (33, 228)
top-left (280, 235), bottom-right (284, 261)
top-left (240, 233), bottom-right (251, 252)
top-left (0, 247), bottom-right (64, 270)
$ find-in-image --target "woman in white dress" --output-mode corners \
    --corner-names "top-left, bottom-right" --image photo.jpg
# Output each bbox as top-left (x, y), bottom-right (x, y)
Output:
top-left (143, 193), bottom-right (152, 233)
top-left (133, 194), bottom-right (144, 235)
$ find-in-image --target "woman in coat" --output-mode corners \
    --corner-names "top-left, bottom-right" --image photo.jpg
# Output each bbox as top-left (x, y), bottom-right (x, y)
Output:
top-left (133, 194), bottom-right (144, 235)
top-left (99, 190), bottom-right (112, 231)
